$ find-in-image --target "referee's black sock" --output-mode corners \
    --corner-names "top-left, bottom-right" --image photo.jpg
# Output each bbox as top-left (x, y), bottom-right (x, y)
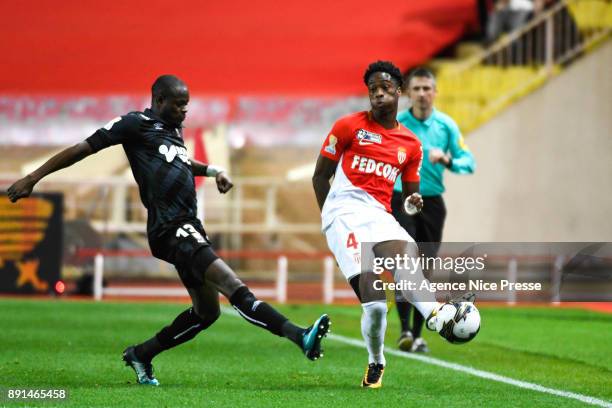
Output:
top-left (135, 307), bottom-right (218, 361)
top-left (412, 308), bottom-right (425, 338)
top-left (230, 286), bottom-right (304, 346)
top-left (396, 301), bottom-right (412, 333)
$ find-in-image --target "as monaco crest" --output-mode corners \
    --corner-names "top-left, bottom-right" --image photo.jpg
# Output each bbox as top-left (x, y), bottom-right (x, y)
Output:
top-left (397, 147), bottom-right (407, 165)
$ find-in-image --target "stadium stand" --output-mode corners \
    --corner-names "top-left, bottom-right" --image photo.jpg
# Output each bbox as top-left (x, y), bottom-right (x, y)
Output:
top-left (434, 0), bottom-right (611, 133)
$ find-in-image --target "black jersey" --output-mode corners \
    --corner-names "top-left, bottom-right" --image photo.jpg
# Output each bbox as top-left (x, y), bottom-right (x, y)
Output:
top-left (86, 108), bottom-right (200, 239)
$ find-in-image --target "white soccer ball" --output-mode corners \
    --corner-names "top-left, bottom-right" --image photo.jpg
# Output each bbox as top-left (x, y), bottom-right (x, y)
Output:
top-left (436, 302), bottom-right (481, 344)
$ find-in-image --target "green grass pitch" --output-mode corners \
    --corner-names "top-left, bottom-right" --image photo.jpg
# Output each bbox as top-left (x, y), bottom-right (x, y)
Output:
top-left (0, 299), bottom-right (611, 407)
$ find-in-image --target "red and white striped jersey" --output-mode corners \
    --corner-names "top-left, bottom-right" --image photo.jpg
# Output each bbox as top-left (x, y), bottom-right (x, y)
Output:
top-left (319, 111), bottom-right (422, 229)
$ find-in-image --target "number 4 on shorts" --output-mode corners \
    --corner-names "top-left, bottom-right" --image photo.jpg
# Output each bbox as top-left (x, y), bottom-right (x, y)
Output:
top-left (346, 232), bottom-right (358, 249)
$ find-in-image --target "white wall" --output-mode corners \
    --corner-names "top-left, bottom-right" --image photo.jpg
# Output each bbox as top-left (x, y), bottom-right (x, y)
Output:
top-left (443, 41), bottom-right (612, 242)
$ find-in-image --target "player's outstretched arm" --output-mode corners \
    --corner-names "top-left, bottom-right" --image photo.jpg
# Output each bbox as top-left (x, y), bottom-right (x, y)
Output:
top-left (7, 141), bottom-right (94, 203)
top-left (312, 154), bottom-right (337, 211)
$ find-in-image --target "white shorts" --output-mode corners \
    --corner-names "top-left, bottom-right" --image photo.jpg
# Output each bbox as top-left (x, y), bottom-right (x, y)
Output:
top-left (324, 210), bottom-right (413, 281)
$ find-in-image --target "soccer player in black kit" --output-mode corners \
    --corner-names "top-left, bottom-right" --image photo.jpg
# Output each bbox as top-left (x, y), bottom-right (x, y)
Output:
top-left (7, 75), bottom-right (330, 386)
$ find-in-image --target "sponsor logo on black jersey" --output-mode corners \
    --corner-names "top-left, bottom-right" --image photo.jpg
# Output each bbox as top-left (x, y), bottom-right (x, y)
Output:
top-left (158, 144), bottom-right (191, 165)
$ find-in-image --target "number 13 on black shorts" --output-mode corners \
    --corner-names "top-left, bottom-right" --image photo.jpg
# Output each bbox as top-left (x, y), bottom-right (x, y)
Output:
top-left (176, 224), bottom-right (206, 243)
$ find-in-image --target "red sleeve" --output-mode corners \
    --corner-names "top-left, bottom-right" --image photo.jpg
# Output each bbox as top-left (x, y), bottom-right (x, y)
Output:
top-left (319, 117), bottom-right (353, 162)
top-left (402, 144), bottom-right (422, 182)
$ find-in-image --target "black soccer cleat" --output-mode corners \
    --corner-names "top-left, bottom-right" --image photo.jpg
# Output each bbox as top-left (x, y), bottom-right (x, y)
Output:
top-left (302, 314), bottom-right (330, 361)
top-left (122, 346), bottom-right (159, 386)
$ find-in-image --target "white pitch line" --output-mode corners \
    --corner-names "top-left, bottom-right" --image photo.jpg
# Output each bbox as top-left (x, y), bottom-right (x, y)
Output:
top-left (329, 333), bottom-right (612, 408)
top-left (221, 307), bottom-right (611, 407)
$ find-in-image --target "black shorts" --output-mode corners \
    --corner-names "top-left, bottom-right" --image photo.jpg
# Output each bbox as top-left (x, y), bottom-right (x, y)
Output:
top-left (149, 221), bottom-right (219, 288)
top-left (391, 191), bottom-right (446, 259)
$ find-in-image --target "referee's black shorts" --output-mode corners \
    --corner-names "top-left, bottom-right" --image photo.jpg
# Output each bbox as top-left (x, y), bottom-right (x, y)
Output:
top-left (149, 220), bottom-right (219, 288)
top-left (391, 191), bottom-right (447, 259)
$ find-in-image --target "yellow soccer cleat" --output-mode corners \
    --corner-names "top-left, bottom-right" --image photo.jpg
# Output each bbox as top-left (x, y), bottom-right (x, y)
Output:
top-left (361, 363), bottom-right (385, 388)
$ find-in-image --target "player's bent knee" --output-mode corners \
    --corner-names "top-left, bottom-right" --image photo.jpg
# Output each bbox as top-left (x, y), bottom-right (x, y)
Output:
top-left (229, 285), bottom-right (256, 307)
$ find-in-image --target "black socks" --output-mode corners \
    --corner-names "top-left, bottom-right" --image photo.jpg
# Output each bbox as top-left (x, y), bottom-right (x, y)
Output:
top-left (135, 307), bottom-right (219, 362)
top-left (135, 286), bottom-right (305, 363)
top-left (412, 308), bottom-right (425, 338)
top-left (396, 301), bottom-right (425, 337)
top-left (396, 301), bottom-right (412, 333)
top-left (281, 321), bottom-right (305, 348)
top-left (134, 336), bottom-right (164, 363)
top-left (230, 286), bottom-right (299, 339)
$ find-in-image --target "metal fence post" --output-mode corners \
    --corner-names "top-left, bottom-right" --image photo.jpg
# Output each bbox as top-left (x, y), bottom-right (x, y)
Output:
top-left (94, 253), bottom-right (104, 301)
top-left (323, 256), bottom-right (334, 304)
top-left (545, 13), bottom-right (554, 75)
top-left (276, 256), bottom-right (288, 304)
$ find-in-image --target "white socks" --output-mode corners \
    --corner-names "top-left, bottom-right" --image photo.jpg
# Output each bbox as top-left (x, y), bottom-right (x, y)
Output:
top-left (361, 301), bottom-right (388, 366)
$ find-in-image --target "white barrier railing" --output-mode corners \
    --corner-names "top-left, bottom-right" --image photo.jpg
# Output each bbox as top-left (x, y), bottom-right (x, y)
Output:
top-left (92, 252), bottom-right (340, 304)
top-left (276, 256), bottom-right (288, 304)
top-left (0, 174), bottom-right (322, 235)
top-left (93, 253), bottom-right (288, 303)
